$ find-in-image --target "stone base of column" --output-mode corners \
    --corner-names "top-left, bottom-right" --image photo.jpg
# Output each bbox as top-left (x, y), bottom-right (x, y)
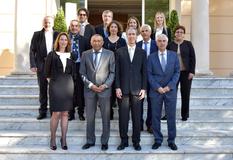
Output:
top-left (195, 69), bottom-right (214, 77)
top-left (9, 71), bottom-right (36, 77)
top-left (229, 71), bottom-right (233, 77)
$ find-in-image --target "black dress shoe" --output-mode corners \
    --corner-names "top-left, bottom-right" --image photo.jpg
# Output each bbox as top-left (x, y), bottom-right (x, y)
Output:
top-left (141, 125), bottom-right (144, 131)
top-left (161, 115), bottom-right (167, 120)
top-left (68, 114), bottom-right (75, 121)
top-left (82, 143), bottom-right (95, 150)
top-left (168, 143), bottom-right (178, 150)
top-left (147, 127), bottom-right (153, 134)
top-left (79, 114), bottom-right (85, 121)
top-left (60, 138), bottom-right (68, 150)
top-left (133, 143), bottom-right (141, 151)
top-left (101, 144), bottom-right (108, 151)
top-left (117, 143), bottom-right (128, 150)
top-left (181, 117), bottom-right (188, 121)
top-left (37, 114), bottom-right (46, 120)
top-left (110, 113), bottom-right (114, 120)
top-left (152, 142), bottom-right (161, 150)
top-left (50, 139), bottom-right (57, 150)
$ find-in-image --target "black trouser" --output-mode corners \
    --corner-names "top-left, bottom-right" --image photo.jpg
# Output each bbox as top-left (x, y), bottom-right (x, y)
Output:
top-left (37, 71), bottom-right (48, 114)
top-left (71, 63), bottom-right (85, 116)
top-left (110, 81), bottom-right (116, 116)
top-left (118, 94), bottom-right (142, 144)
top-left (177, 71), bottom-right (192, 119)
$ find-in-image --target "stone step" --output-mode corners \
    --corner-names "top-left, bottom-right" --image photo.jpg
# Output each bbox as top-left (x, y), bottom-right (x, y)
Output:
top-left (0, 105), bottom-right (232, 120)
top-left (1, 85), bottom-right (233, 97)
top-left (0, 117), bottom-right (232, 131)
top-left (0, 129), bottom-right (232, 146)
top-left (0, 76), bottom-right (37, 85)
top-left (1, 95), bottom-right (233, 106)
top-left (0, 145), bottom-right (232, 160)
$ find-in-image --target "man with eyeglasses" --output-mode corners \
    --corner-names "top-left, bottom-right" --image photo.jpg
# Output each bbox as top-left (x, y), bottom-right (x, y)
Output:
top-left (77, 8), bottom-right (96, 43)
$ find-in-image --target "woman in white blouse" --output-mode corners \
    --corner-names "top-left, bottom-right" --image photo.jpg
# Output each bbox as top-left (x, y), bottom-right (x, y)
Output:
top-left (45, 32), bottom-right (75, 150)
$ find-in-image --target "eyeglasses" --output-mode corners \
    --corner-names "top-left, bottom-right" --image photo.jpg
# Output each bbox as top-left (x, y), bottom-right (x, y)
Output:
top-left (175, 31), bottom-right (184, 34)
top-left (79, 14), bottom-right (86, 16)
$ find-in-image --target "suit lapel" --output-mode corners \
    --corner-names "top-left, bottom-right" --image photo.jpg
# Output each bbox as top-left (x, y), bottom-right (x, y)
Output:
top-left (155, 53), bottom-right (164, 73)
top-left (96, 50), bottom-right (105, 71)
top-left (89, 51), bottom-right (95, 70)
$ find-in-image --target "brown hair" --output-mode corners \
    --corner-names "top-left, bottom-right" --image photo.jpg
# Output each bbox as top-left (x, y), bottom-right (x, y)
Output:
top-left (77, 8), bottom-right (89, 17)
top-left (54, 32), bottom-right (71, 52)
top-left (107, 20), bottom-right (123, 36)
top-left (175, 25), bottom-right (186, 34)
top-left (126, 16), bottom-right (140, 35)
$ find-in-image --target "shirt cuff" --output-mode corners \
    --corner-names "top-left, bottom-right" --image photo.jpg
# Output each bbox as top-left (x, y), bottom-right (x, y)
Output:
top-left (88, 83), bottom-right (93, 89)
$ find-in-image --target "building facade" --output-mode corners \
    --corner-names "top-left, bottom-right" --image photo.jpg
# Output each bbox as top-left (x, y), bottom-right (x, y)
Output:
top-left (0, 0), bottom-right (232, 76)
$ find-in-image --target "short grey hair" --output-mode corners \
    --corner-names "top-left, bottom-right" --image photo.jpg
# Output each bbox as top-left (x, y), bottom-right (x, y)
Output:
top-left (156, 34), bottom-right (168, 42)
top-left (126, 27), bottom-right (137, 35)
top-left (140, 24), bottom-right (152, 32)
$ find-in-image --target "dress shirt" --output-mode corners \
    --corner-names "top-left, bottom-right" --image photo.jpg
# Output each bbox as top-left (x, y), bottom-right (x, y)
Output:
top-left (143, 39), bottom-right (151, 58)
top-left (45, 30), bottom-right (53, 54)
top-left (158, 50), bottom-right (167, 71)
top-left (155, 27), bottom-right (163, 40)
top-left (127, 45), bottom-right (136, 62)
top-left (56, 52), bottom-right (71, 72)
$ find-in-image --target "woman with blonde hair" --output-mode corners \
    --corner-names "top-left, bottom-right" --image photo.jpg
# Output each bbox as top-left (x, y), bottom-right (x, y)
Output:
top-left (122, 16), bottom-right (143, 43)
top-left (151, 11), bottom-right (171, 43)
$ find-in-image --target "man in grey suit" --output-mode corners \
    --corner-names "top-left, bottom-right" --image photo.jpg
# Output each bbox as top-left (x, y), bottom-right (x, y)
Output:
top-left (80, 34), bottom-right (115, 151)
top-left (147, 34), bottom-right (180, 150)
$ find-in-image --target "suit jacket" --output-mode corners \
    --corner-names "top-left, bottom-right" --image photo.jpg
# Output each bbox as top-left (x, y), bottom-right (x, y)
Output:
top-left (147, 50), bottom-right (180, 98)
top-left (168, 40), bottom-right (196, 74)
top-left (29, 28), bottom-right (59, 72)
top-left (136, 39), bottom-right (158, 55)
top-left (151, 27), bottom-right (171, 43)
top-left (83, 24), bottom-right (96, 43)
top-left (95, 24), bottom-right (107, 38)
top-left (79, 48), bottom-right (115, 97)
top-left (115, 46), bottom-right (147, 95)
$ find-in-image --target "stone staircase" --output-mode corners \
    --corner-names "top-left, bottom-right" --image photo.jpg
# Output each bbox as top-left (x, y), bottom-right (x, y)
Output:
top-left (0, 75), bottom-right (233, 160)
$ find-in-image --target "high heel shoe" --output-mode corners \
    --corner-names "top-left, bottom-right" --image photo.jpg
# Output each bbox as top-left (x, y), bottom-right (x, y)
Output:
top-left (60, 138), bottom-right (68, 150)
top-left (50, 139), bottom-right (57, 150)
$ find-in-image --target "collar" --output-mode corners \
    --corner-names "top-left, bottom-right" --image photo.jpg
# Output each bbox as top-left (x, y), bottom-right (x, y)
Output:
top-left (143, 39), bottom-right (151, 44)
top-left (158, 49), bottom-right (167, 56)
top-left (92, 48), bottom-right (103, 53)
top-left (127, 45), bottom-right (136, 50)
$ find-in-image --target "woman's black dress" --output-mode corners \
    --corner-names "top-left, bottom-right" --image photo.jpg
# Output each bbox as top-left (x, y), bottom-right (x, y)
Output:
top-left (45, 51), bottom-right (75, 112)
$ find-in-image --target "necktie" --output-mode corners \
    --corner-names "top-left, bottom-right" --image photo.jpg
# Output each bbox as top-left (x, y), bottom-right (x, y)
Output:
top-left (144, 41), bottom-right (148, 54)
top-left (94, 52), bottom-right (99, 69)
top-left (80, 24), bottom-right (85, 36)
top-left (161, 53), bottom-right (166, 72)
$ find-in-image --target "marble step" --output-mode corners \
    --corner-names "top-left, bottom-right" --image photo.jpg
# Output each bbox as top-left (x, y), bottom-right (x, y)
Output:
top-left (0, 129), bottom-right (232, 146)
top-left (1, 76), bottom-right (233, 87)
top-left (0, 145), bottom-right (232, 160)
top-left (1, 94), bottom-right (233, 106)
top-left (0, 117), bottom-right (232, 131)
top-left (0, 105), bottom-right (232, 120)
top-left (1, 85), bottom-right (233, 97)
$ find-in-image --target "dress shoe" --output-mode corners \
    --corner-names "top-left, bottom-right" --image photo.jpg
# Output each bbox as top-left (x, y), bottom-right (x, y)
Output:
top-left (82, 143), bottom-right (95, 150)
top-left (152, 142), bottom-right (161, 150)
top-left (161, 115), bottom-right (167, 120)
top-left (110, 113), bottom-right (114, 120)
top-left (37, 113), bottom-right (46, 120)
top-left (117, 143), bottom-right (129, 150)
top-left (60, 138), bottom-right (68, 150)
top-left (168, 143), bottom-right (178, 150)
top-left (181, 117), bottom-right (188, 121)
top-left (133, 143), bottom-right (141, 151)
top-left (68, 114), bottom-right (75, 121)
top-left (141, 125), bottom-right (144, 131)
top-left (147, 127), bottom-right (153, 134)
top-left (101, 144), bottom-right (108, 151)
top-left (50, 139), bottom-right (57, 150)
top-left (79, 114), bottom-right (85, 121)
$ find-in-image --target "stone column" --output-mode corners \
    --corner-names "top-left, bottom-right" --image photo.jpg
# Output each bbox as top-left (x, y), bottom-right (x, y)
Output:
top-left (169, 0), bottom-right (181, 20)
top-left (191, 0), bottom-right (212, 76)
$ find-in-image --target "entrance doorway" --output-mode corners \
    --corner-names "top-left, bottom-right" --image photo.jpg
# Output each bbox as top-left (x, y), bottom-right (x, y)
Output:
top-left (88, 0), bottom-right (141, 29)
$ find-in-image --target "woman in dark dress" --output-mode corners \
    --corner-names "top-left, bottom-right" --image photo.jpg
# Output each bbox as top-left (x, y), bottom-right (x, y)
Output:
top-left (45, 32), bottom-right (75, 150)
top-left (103, 20), bottom-right (126, 120)
top-left (168, 25), bottom-right (196, 121)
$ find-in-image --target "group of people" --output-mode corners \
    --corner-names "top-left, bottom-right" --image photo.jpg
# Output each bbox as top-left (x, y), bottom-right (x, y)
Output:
top-left (29, 8), bottom-right (196, 152)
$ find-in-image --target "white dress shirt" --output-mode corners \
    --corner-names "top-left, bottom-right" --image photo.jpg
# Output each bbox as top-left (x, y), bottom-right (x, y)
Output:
top-left (127, 45), bottom-right (136, 62)
top-left (45, 30), bottom-right (53, 54)
top-left (56, 52), bottom-right (71, 72)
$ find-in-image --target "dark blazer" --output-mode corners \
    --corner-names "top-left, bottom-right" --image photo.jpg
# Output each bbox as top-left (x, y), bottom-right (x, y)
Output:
top-left (95, 24), bottom-right (107, 38)
top-left (79, 48), bottom-right (115, 97)
top-left (168, 40), bottom-right (196, 74)
top-left (115, 46), bottom-right (147, 95)
top-left (136, 39), bottom-right (158, 54)
top-left (151, 27), bottom-right (171, 43)
top-left (29, 28), bottom-right (59, 72)
top-left (147, 50), bottom-right (180, 97)
top-left (83, 24), bottom-right (96, 42)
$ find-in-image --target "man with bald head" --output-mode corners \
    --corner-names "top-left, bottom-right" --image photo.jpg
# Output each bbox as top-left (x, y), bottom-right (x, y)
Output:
top-left (80, 34), bottom-right (115, 151)
top-left (147, 34), bottom-right (180, 150)
top-left (29, 16), bottom-right (59, 120)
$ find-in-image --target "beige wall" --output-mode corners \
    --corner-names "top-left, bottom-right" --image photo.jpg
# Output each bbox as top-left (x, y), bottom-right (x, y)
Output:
top-left (181, 0), bottom-right (233, 76)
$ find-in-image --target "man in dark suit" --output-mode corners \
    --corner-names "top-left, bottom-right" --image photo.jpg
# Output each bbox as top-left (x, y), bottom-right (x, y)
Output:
top-left (137, 24), bottom-right (158, 134)
top-left (68, 19), bottom-right (91, 121)
top-left (115, 28), bottom-right (147, 151)
top-left (95, 10), bottom-right (113, 38)
top-left (77, 8), bottom-right (95, 43)
top-left (80, 34), bottom-right (115, 151)
top-left (29, 16), bottom-right (59, 120)
top-left (147, 34), bottom-right (180, 150)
